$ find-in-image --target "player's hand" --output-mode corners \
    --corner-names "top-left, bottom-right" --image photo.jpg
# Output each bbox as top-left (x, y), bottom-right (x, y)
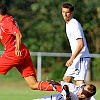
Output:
top-left (65, 59), bottom-right (73, 67)
top-left (15, 49), bottom-right (22, 56)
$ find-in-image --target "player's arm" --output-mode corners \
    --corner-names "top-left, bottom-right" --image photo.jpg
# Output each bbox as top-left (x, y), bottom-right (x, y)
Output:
top-left (66, 38), bottom-right (84, 66)
top-left (15, 32), bottom-right (22, 56)
top-left (70, 38), bottom-right (84, 60)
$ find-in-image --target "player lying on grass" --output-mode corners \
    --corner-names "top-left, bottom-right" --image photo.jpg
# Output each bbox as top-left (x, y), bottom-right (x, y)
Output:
top-left (33, 80), bottom-right (96, 100)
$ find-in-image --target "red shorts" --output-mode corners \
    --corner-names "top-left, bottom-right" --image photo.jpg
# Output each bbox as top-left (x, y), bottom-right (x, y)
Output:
top-left (0, 48), bottom-right (36, 78)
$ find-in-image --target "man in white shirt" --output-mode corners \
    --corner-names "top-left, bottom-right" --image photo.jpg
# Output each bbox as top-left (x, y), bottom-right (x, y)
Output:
top-left (62, 2), bottom-right (90, 86)
top-left (33, 80), bottom-right (96, 100)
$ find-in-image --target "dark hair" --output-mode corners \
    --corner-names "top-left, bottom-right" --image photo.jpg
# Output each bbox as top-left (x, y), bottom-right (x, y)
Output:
top-left (0, 3), bottom-right (7, 15)
top-left (87, 84), bottom-right (96, 97)
top-left (62, 2), bottom-right (74, 12)
top-left (82, 84), bottom-right (96, 98)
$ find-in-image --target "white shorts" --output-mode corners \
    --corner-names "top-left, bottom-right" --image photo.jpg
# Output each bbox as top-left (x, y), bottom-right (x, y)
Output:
top-left (33, 94), bottom-right (64, 100)
top-left (33, 92), bottom-right (79, 100)
top-left (64, 57), bottom-right (90, 81)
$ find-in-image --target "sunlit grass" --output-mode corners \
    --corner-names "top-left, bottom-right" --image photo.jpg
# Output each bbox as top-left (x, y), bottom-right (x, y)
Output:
top-left (0, 81), bottom-right (99, 100)
top-left (0, 87), bottom-right (57, 100)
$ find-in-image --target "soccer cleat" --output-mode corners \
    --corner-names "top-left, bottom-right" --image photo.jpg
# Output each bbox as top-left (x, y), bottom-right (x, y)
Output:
top-left (61, 85), bottom-right (71, 100)
top-left (46, 79), bottom-right (61, 86)
top-left (46, 79), bottom-right (62, 92)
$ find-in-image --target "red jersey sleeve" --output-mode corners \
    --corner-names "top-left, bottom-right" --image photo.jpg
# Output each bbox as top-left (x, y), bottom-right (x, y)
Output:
top-left (2, 15), bottom-right (20, 36)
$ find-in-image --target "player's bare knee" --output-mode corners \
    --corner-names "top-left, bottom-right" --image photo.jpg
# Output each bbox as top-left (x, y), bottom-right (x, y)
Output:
top-left (63, 76), bottom-right (72, 83)
top-left (76, 80), bottom-right (85, 86)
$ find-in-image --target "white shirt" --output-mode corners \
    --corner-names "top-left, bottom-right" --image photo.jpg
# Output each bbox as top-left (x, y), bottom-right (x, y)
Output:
top-left (33, 82), bottom-right (96, 100)
top-left (60, 81), bottom-right (96, 100)
top-left (66, 18), bottom-right (90, 58)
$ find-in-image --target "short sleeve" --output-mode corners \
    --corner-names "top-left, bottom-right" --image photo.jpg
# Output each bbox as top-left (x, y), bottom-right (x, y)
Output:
top-left (72, 23), bottom-right (83, 40)
top-left (2, 17), bottom-right (20, 36)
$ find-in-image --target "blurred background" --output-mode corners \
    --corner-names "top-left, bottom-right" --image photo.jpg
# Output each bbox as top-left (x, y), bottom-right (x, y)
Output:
top-left (0, 0), bottom-right (100, 82)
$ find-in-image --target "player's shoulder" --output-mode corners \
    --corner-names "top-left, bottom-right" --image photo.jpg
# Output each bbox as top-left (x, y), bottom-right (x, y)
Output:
top-left (2, 14), bottom-right (14, 23)
top-left (69, 18), bottom-right (81, 27)
top-left (70, 18), bottom-right (78, 23)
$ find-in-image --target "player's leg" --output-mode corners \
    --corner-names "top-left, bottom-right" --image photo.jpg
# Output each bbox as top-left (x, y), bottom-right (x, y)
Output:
top-left (24, 76), bottom-right (62, 92)
top-left (76, 80), bottom-right (85, 86)
top-left (0, 54), bottom-right (14, 75)
top-left (17, 65), bottom-right (56, 91)
top-left (63, 64), bottom-right (74, 83)
top-left (24, 75), bottom-right (38, 90)
top-left (74, 57), bottom-right (90, 86)
top-left (73, 57), bottom-right (85, 86)
top-left (63, 76), bottom-right (73, 83)
top-left (16, 57), bottom-right (62, 92)
top-left (24, 75), bottom-right (53, 91)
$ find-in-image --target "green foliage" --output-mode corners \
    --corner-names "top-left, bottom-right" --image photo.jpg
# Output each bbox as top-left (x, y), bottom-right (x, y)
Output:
top-left (31, 0), bottom-right (70, 53)
top-left (0, 0), bottom-right (100, 81)
top-left (0, 68), bottom-right (23, 82)
top-left (92, 58), bottom-right (100, 80)
top-left (48, 62), bottom-right (67, 81)
top-left (1, 0), bottom-right (100, 53)
top-left (0, 44), bottom-right (3, 51)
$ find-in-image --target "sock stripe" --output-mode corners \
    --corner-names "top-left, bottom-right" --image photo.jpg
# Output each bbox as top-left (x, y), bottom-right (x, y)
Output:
top-left (44, 84), bottom-right (53, 91)
top-left (38, 81), bottom-right (43, 90)
top-left (38, 81), bottom-right (54, 91)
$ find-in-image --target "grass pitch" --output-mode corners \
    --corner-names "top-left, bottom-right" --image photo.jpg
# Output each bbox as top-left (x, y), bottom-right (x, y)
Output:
top-left (0, 87), bottom-right (57, 100)
top-left (0, 87), bottom-right (99, 100)
top-left (0, 81), bottom-right (99, 100)
top-left (0, 81), bottom-right (58, 100)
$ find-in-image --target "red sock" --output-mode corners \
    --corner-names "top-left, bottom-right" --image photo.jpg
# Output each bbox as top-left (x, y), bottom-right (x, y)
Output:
top-left (38, 81), bottom-right (62, 92)
top-left (55, 85), bottom-right (62, 92)
top-left (38, 81), bottom-right (54, 91)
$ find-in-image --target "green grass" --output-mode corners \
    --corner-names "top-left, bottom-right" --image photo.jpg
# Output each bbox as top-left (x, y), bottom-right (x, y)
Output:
top-left (0, 88), bottom-right (57, 100)
top-left (0, 76), bottom-right (98, 100)
top-left (95, 88), bottom-right (100, 99)
top-left (0, 87), bottom-right (99, 100)
top-left (0, 81), bottom-right (99, 100)
top-left (0, 81), bottom-right (58, 100)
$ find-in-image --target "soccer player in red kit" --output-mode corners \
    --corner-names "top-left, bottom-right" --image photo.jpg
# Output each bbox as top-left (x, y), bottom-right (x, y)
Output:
top-left (0, 3), bottom-right (62, 92)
